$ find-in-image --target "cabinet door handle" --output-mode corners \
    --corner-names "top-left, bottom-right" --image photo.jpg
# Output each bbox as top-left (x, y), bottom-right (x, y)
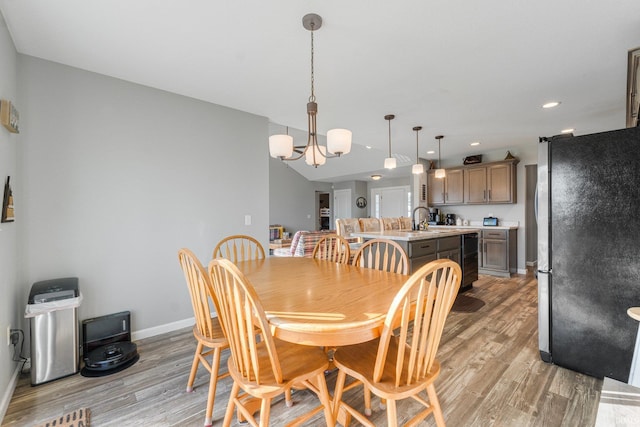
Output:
top-left (483, 190), bottom-right (486, 200)
top-left (488, 189), bottom-right (491, 200)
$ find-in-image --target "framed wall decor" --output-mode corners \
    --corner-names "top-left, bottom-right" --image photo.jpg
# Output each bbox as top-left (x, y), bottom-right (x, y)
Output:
top-left (0, 99), bottom-right (19, 133)
top-left (2, 176), bottom-right (14, 222)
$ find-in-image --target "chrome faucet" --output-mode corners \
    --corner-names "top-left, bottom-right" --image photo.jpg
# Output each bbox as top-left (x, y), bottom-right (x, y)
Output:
top-left (412, 206), bottom-right (430, 230)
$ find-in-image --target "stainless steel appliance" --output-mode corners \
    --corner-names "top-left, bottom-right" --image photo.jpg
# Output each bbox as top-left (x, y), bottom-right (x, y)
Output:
top-left (428, 208), bottom-right (439, 224)
top-left (538, 128), bottom-right (640, 382)
top-left (461, 232), bottom-right (479, 291)
top-left (28, 277), bottom-right (80, 385)
top-left (446, 214), bottom-right (456, 225)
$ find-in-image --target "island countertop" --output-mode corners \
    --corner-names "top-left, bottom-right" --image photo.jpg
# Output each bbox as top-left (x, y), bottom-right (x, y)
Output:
top-left (350, 228), bottom-right (480, 242)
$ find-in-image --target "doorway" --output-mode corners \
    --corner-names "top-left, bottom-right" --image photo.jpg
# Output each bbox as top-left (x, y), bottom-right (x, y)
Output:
top-left (317, 192), bottom-right (330, 230)
top-left (371, 186), bottom-right (410, 218)
top-left (333, 189), bottom-right (352, 222)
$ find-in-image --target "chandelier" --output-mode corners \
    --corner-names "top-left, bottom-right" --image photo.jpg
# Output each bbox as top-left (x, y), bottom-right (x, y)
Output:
top-left (383, 114), bottom-right (396, 169)
top-left (434, 135), bottom-right (446, 178)
top-left (412, 126), bottom-right (424, 174)
top-left (268, 13), bottom-right (352, 167)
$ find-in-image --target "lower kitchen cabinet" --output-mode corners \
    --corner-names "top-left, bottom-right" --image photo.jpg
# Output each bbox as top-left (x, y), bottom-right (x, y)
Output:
top-left (479, 229), bottom-right (517, 277)
top-left (436, 236), bottom-right (461, 264)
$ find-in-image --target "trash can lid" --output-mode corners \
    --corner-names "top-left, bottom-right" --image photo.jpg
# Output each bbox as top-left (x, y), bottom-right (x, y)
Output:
top-left (29, 277), bottom-right (79, 304)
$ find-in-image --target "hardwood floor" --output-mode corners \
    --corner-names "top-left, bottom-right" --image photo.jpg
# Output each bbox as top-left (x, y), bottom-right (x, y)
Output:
top-left (2, 272), bottom-right (602, 426)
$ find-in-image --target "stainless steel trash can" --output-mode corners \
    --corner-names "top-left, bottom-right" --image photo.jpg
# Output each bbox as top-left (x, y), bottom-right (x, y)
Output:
top-left (27, 277), bottom-right (80, 385)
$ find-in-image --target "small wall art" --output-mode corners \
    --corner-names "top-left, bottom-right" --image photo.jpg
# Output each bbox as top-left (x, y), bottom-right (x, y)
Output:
top-left (1, 99), bottom-right (19, 133)
top-left (2, 176), bottom-right (14, 222)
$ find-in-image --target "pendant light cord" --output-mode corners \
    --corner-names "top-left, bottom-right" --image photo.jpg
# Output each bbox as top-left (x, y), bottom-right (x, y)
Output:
top-left (388, 119), bottom-right (392, 157)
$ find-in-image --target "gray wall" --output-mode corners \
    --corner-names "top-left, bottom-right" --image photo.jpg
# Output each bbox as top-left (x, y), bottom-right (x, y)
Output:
top-left (17, 55), bottom-right (270, 333)
top-left (268, 158), bottom-right (332, 233)
top-left (0, 11), bottom-right (19, 420)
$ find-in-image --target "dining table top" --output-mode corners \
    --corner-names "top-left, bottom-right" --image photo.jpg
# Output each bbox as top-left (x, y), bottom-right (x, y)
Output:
top-left (233, 256), bottom-right (408, 347)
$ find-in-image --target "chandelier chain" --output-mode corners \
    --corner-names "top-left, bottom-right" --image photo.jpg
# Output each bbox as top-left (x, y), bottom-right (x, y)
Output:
top-left (309, 26), bottom-right (316, 103)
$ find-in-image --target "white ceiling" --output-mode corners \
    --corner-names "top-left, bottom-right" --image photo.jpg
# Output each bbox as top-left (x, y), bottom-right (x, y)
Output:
top-left (1, 1), bottom-right (639, 182)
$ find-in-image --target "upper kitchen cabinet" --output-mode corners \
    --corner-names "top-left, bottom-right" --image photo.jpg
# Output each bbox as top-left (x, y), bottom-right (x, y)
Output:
top-left (428, 159), bottom-right (518, 206)
top-left (464, 160), bottom-right (518, 204)
top-left (428, 168), bottom-right (463, 205)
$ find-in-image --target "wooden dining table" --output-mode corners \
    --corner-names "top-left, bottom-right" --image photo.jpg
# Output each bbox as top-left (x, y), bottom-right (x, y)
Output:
top-left (234, 256), bottom-right (408, 347)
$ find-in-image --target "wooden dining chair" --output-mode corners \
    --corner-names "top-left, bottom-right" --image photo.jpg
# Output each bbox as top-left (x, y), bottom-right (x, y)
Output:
top-left (312, 234), bottom-right (351, 264)
top-left (178, 248), bottom-right (230, 427)
top-left (352, 238), bottom-right (409, 275)
top-left (212, 234), bottom-right (265, 262)
top-left (332, 259), bottom-right (462, 427)
top-left (207, 258), bottom-right (335, 427)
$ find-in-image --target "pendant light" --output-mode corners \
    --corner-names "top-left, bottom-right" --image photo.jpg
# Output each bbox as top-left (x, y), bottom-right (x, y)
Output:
top-left (268, 13), bottom-right (352, 167)
top-left (412, 126), bottom-right (424, 174)
top-left (434, 135), bottom-right (445, 179)
top-left (383, 114), bottom-right (396, 169)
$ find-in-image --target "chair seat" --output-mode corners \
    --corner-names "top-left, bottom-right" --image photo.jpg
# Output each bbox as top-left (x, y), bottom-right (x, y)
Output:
top-left (333, 338), bottom-right (441, 399)
top-left (192, 319), bottom-right (227, 347)
top-left (227, 338), bottom-right (330, 398)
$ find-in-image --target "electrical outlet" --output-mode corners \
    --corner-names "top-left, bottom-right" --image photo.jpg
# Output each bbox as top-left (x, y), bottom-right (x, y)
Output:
top-left (9, 330), bottom-right (19, 346)
top-left (6, 326), bottom-right (10, 346)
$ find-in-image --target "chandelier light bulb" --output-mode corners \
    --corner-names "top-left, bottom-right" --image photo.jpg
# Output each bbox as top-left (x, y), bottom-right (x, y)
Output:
top-left (269, 134), bottom-right (294, 159)
top-left (327, 128), bottom-right (352, 155)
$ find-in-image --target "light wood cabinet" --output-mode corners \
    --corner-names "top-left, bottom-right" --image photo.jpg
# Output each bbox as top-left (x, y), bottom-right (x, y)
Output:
top-left (479, 229), bottom-right (517, 277)
top-left (465, 167), bottom-right (487, 203)
top-left (427, 168), bottom-right (464, 205)
top-left (463, 159), bottom-right (518, 204)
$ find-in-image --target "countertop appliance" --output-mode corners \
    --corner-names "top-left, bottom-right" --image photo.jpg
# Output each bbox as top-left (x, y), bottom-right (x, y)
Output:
top-left (461, 232), bottom-right (479, 291)
top-left (445, 214), bottom-right (456, 225)
top-left (538, 127), bottom-right (640, 383)
top-left (483, 217), bottom-right (498, 226)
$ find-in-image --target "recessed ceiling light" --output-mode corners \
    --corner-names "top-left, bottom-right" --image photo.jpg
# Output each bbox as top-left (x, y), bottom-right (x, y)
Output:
top-left (371, 174), bottom-right (382, 180)
top-left (426, 150), bottom-right (435, 154)
top-left (561, 128), bottom-right (574, 134)
top-left (470, 141), bottom-right (480, 146)
top-left (365, 145), bottom-right (372, 149)
top-left (542, 101), bottom-right (561, 109)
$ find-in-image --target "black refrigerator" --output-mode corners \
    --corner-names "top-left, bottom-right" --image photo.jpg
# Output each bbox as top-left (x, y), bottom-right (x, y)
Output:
top-left (538, 126), bottom-right (640, 383)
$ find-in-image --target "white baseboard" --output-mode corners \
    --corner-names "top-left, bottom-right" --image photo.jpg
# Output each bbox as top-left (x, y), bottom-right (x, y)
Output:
top-left (1, 363), bottom-right (23, 424)
top-left (518, 268), bottom-right (528, 274)
top-left (2, 317), bottom-right (195, 422)
top-left (131, 316), bottom-right (195, 341)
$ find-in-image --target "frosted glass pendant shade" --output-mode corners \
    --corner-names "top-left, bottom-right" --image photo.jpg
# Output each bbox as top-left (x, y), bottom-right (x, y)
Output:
top-left (384, 157), bottom-right (397, 169)
top-left (435, 168), bottom-right (446, 179)
top-left (269, 134), bottom-right (294, 158)
top-left (305, 145), bottom-right (327, 166)
top-left (412, 163), bottom-right (424, 174)
top-left (327, 129), bottom-right (352, 155)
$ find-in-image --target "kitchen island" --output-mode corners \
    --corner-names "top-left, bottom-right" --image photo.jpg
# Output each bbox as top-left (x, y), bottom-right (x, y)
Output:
top-left (351, 228), bottom-right (480, 291)
top-left (429, 224), bottom-right (518, 277)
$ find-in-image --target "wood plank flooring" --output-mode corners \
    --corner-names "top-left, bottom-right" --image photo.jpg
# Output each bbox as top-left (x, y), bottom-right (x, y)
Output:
top-left (2, 272), bottom-right (602, 426)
